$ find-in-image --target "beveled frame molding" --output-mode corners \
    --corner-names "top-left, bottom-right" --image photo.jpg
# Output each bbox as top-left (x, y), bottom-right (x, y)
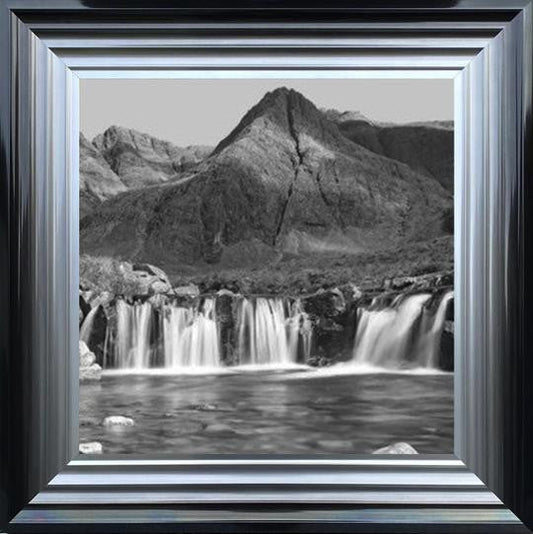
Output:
top-left (1, 1), bottom-right (532, 532)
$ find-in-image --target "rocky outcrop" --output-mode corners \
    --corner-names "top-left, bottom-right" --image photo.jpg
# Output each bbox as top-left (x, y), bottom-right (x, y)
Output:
top-left (79, 341), bottom-right (102, 382)
top-left (80, 256), bottom-right (171, 296)
top-left (303, 288), bottom-right (357, 364)
top-left (80, 88), bottom-right (452, 272)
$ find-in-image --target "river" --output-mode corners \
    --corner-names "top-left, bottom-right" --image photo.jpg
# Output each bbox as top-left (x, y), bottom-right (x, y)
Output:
top-left (79, 367), bottom-right (453, 454)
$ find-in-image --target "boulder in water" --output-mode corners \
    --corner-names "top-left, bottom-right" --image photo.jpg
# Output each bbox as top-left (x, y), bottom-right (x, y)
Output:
top-left (79, 441), bottom-right (103, 454)
top-left (79, 341), bottom-right (96, 367)
top-left (372, 442), bottom-right (418, 454)
top-left (103, 415), bottom-right (135, 427)
top-left (79, 363), bottom-right (102, 382)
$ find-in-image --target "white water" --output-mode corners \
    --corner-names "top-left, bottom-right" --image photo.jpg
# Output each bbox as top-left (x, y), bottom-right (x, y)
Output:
top-left (352, 292), bottom-right (452, 369)
top-left (80, 305), bottom-right (99, 345)
top-left (162, 298), bottom-right (221, 368)
top-left (115, 300), bottom-right (153, 369)
top-left (100, 291), bottom-right (451, 373)
top-left (236, 297), bottom-right (312, 365)
top-left (415, 291), bottom-right (454, 368)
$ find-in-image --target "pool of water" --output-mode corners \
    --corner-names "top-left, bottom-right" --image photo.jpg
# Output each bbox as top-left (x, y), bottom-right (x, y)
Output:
top-left (79, 367), bottom-right (453, 454)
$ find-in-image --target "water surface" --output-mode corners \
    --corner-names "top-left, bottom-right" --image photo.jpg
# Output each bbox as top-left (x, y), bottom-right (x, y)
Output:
top-left (79, 368), bottom-right (453, 454)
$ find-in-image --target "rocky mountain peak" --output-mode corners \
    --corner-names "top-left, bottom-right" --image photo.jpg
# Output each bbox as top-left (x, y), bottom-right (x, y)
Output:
top-left (214, 86), bottom-right (353, 156)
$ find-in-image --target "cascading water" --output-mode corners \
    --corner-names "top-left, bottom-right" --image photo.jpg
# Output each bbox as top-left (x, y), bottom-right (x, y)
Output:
top-left (415, 291), bottom-right (454, 368)
top-left (237, 297), bottom-right (312, 366)
top-left (91, 290), bottom-right (451, 373)
top-left (80, 305), bottom-right (99, 345)
top-left (115, 299), bottom-right (153, 369)
top-left (352, 291), bottom-right (452, 369)
top-left (162, 298), bottom-right (221, 368)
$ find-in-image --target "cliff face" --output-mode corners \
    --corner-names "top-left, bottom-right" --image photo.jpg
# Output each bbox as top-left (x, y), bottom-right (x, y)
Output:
top-left (325, 109), bottom-right (454, 192)
top-left (80, 87), bottom-right (453, 272)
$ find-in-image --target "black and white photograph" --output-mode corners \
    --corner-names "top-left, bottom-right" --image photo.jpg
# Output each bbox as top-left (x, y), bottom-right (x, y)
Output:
top-left (78, 78), bottom-right (454, 455)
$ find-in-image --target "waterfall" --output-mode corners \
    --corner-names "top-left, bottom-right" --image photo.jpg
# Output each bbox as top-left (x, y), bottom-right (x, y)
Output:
top-left (79, 305), bottom-right (99, 345)
top-left (237, 297), bottom-right (311, 365)
top-left (162, 298), bottom-right (221, 368)
top-left (415, 291), bottom-right (454, 368)
top-left (115, 299), bottom-right (153, 369)
top-left (98, 290), bottom-right (451, 373)
top-left (352, 292), bottom-right (452, 369)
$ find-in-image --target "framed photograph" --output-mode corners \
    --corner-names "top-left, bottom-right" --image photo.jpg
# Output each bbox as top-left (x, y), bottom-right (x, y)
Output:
top-left (1, 1), bottom-right (532, 533)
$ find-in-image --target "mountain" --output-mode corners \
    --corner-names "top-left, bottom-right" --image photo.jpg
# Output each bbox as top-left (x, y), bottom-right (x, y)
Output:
top-left (324, 109), bottom-right (454, 192)
top-left (79, 128), bottom-right (212, 217)
top-left (79, 133), bottom-right (127, 218)
top-left (92, 126), bottom-right (212, 188)
top-left (80, 87), bottom-right (453, 273)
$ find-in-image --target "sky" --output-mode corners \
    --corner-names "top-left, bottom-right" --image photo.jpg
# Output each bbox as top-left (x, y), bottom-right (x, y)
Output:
top-left (80, 78), bottom-right (453, 147)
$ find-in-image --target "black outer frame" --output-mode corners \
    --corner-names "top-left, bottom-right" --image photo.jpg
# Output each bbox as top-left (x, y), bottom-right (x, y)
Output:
top-left (0, 1), bottom-right (532, 533)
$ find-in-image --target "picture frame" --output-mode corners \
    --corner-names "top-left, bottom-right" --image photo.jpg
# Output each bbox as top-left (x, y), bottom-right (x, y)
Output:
top-left (1, 1), bottom-right (532, 532)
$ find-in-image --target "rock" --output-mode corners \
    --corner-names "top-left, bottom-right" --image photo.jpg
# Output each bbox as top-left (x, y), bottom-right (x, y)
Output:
top-left (372, 442), bottom-right (418, 454)
top-left (303, 288), bottom-right (346, 318)
top-left (338, 283), bottom-right (362, 303)
top-left (79, 341), bottom-right (96, 367)
top-left (130, 263), bottom-right (172, 294)
top-left (439, 323), bottom-right (454, 371)
top-left (215, 292), bottom-right (237, 365)
top-left (79, 441), bottom-right (103, 454)
top-left (79, 305), bottom-right (108, 366)
top-left (307, 354), bottom-right (333, 367)
top-left (302, 288), bottom-right (355, 365)
top-left (79, 292), bottom-right (91, 324)
top-left (79, 363), bottom-right (102, 382)
top-left (173, 283), bottom-right (200, 297)
top-left (103, 416), bottom-right (135, 427)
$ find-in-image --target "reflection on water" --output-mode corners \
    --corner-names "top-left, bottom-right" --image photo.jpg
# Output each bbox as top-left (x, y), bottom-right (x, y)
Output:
top-left (79, 369), bottom-right (453, 454)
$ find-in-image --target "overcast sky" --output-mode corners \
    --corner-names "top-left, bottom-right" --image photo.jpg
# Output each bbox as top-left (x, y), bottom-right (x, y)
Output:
top-left (80, 78), bottom-right (453, 147)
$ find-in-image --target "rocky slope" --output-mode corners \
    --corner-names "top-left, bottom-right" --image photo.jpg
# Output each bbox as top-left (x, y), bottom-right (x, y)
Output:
top-left (80, 87), bottom-right (453, 273)
top-left (79, 133), bottom-right (128, 218)
top-left (92, 126), bottom-right (212, 188)
top-left (324, 109), bottom-right (454, 192)
top-left (80, 128), bottom-right (212, 217)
